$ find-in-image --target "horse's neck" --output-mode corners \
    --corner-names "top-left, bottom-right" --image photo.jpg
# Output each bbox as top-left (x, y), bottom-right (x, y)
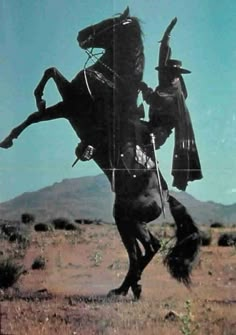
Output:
top-left (115, 33), bottom-right (144, 81)
top-left (91, 42), bottom-right (144, 83)
top-left (90, 52), bottom-right (114, 78)
top-left (117, 45), bottom-right (143, 77)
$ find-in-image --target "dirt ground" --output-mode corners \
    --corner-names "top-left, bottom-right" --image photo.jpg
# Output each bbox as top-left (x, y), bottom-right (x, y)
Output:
top-left (0, 223), bottom-right (235, 335)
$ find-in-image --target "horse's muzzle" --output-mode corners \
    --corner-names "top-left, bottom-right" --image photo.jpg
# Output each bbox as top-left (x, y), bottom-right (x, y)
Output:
top-left (78, 36), bottom-right (90, 49)
top-left (77, 28), bottom-right (94, 49)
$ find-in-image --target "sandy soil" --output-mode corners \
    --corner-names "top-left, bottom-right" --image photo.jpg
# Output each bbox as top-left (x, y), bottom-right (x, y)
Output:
top-left (0, 223), bottom-right (235, 335)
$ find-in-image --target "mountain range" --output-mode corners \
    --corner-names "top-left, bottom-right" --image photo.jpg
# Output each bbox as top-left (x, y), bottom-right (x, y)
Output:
top-left (0, 174), bottom-right (235, 225)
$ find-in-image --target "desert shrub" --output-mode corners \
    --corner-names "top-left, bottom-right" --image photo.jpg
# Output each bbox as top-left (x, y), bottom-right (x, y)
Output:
top-left (34, 223), bottom-right (53, 232)
top-left (65, 222), bottom-right (79, 231)
top-left (21, 212), bottom-right (35, 224)
top-left (218, 233), bottom-right (236, 247)
top-left (8, 231), bottom-right (30, 248)
top-left (94, 219), bottom-right (103, 225)
top-left (1, 224), bottom-right (17, 237)
top-left (0, 258), bottom-right (23, 288)
top-left (210, 222), bottom-right (224, 228)
top-left (199, 229), bottom-right (212, 246)
top-left (52, 217), bottom-right (71, 230)
top-left (1, 224), bottom-right (30, 248)
top-left (83, 219), bottom-right (94, 224)
top-left (32, 256), bottom-right (46, 270)
top-left (75, 219), bottom-right (83, 224)
top-left (75, 218), bottom-right (94, 225)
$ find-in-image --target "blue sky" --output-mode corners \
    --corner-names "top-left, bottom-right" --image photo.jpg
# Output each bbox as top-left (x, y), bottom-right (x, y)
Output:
top-left (0, 0), bottom-right (235, 205)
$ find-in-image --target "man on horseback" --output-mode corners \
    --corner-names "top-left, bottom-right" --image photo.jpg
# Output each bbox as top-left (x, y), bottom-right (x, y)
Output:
top-left (0, 9), bottom-right (202, 298)
top-left (140, 18), bottom-right (203, 191)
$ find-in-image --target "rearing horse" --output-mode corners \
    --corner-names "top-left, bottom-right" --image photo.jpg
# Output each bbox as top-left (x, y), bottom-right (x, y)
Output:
top-left (0, 8), bottom-right (200, 299)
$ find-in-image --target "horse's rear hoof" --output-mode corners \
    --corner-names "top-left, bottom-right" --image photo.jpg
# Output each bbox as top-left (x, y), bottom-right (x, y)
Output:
top-left (0, 137), bottom-right (13, 149)
top-left (131, 284), bottom-right (142, 300)
top-left (107, 287), bottom-right (128, 298)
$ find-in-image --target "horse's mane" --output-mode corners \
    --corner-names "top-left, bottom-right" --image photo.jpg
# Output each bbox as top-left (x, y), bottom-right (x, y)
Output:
top-left (129, 17), bottom-right (144, 80)
top-left (113, 14), bottom-right (144, 83)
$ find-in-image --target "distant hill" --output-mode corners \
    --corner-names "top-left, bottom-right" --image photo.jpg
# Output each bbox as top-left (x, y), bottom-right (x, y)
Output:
top-left (0, 174), bottom-right (235, 225)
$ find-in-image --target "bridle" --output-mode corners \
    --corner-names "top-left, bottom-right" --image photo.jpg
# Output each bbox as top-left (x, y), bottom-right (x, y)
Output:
top-left (82, 17), bottom-right (133, 98)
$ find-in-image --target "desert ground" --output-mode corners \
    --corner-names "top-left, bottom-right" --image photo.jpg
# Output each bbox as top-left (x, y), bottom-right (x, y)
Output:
top-left (0, 219), bottom-right (235, 335)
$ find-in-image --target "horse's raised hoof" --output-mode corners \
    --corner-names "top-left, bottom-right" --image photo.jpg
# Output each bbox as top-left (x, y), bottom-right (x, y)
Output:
top-left (131, 284), bottom-right (142, 300)
top-left (107, 287), bottom-right (128, 298)
top-left (0, 137), bottom-right (13, 149)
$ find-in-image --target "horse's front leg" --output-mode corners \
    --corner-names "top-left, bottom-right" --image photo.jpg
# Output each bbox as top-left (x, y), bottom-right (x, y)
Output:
top-left (34, 67), bottom-right (70, 112)
top-left (0, 102), bottom-right (65, 148)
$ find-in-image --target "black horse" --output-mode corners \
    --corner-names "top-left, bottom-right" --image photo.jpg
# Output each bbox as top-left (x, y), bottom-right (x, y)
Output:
top-left (0, 8), bottom-right (200, 299)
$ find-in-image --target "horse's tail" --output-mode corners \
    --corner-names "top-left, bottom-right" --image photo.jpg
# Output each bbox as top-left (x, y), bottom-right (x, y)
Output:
top-left (163, 195), bottom-right (200, 286)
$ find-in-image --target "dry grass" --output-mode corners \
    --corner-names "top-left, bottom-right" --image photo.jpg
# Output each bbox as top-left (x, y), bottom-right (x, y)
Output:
top-left (2, 295), bottom-right (236, 335)
top-left (0, 223), bottom-right (235, 334)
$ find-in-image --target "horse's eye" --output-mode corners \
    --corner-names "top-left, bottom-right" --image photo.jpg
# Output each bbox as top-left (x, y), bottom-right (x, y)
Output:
top-left (122, 19), bottom-right (132, 26)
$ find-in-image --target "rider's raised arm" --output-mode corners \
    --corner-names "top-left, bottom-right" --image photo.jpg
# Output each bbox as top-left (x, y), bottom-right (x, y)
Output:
top-left (158, 17), bottom-right (177, 84)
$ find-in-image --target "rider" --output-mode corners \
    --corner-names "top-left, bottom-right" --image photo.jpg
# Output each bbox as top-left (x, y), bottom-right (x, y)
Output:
top-left (139, 17), bottom-right (203, 191)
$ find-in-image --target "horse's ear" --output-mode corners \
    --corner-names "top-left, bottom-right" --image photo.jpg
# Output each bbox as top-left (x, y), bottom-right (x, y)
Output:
top-left (120, 6), bottom-right (130, 20)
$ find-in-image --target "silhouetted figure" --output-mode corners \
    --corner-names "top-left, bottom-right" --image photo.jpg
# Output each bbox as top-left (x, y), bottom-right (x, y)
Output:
top-left (140, 18), bottom-right (202, 191)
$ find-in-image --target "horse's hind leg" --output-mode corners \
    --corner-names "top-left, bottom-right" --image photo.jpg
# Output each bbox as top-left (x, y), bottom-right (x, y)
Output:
top-left (107, 222), bottom-right (161, 300)
top-left (130, 222), bottom-right (161, 298)
top-left (135, 224), bottom-right (161, 270)
top-left (0, 102), bottom-right (65, 148)
top-left (34, 67), bottom-right (70, 111)
top-left (107, 221), bottom-right (141, 299)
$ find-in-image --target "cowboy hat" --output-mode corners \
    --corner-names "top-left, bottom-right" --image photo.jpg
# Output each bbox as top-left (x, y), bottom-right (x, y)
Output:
top-left (155, 59), bottom-right (191, 74)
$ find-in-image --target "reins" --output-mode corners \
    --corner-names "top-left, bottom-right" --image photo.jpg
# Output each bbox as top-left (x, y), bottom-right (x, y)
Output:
top-left (83, 50), bottom-right (95, 100)
top-left (83, 49), bottom-right (105, 100)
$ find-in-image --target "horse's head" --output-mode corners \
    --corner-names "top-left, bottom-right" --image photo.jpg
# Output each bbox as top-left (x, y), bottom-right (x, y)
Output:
top-left (78, 7), bottom-right (141, 50)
